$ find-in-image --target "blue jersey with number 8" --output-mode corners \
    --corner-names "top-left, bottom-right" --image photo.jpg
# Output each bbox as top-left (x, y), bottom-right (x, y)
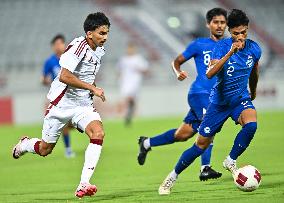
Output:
top-left (210, 38), bottom-right (262, 105)
top-left (182, 38), bottom-right (217, 95)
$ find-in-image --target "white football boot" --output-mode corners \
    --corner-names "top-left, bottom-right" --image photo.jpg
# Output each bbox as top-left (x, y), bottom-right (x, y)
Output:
top-left (12, 136), bottom-right (30, 159)
top-left (158, 172), bottom-right (177, 195)
top-left (223, 156), bottom-right (238, 175)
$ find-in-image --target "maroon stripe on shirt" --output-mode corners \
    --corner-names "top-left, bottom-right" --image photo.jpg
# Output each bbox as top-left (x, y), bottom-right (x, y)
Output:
top-left (50, 86), bottom-right (68, 106)
top-left (76, 41), bottom-right (87, 57)
top-left (64, 44), bottom-right (73, 53)
top-left (74, 39), bottom-right (87, 56)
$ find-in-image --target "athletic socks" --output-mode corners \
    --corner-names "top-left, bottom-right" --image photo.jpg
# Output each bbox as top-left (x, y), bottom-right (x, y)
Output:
top-left (125, 100), bottom-right (135, 126)
top-left (169, 169), bottom-right (178, 180)
top-left (229, 122), bottom-right (257, 160)
top-left (148, 129), bottom-right (176, 148)
top-left (63, 133), bottom-right (71, 148)
top-left (21, 138), bottom-right (41, 154)
top-left (80, 139), bottom-right (103, 184)
top-left (175, 144), bottom-right (205, 174)
top-left (201, 143), bottom-right (213, 167)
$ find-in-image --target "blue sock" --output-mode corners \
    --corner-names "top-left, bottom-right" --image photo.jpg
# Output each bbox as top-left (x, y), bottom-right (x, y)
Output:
top-left (201, 143), bottom-right (213, 166)
top-left (149, 129), bottom-right (176, 147)
top-left (63, 133), bottom-right (71, 148)
top-left (175, 144), bottom-right (205, 174)
top-left (229, 122), bottom-right (257, 160)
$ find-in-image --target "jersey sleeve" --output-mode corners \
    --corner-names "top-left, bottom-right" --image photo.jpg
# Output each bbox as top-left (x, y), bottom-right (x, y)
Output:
top-left (182, 40), bottom-right (198, 60)
top-left (212, 41), bottom-right (226, 60)
top-left (253, 42), bottom-right (262, 62)
top-left (59, 39), bottom-right (87, 72)
top-left (42, 59), bottom-right (51, 77)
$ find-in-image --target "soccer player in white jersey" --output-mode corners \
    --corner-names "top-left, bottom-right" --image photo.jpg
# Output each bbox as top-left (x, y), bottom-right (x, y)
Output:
top-left (117, 42), bottom-right (149, 126)
top-left (12, 12), bottom-right (110, 199)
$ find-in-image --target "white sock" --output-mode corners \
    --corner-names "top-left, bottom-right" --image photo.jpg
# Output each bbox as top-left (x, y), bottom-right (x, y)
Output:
top-left (143, 138), bottom-right (151, 150)
top-left (227, 155), bottom-right (236, 162)
top-left (170, 170), bottom-right (178, 180)
top-left (21, 138), bottom-right (41, 154)
top-left (80, 143), bottom-right (102, 184)
top-left (201, 165), bottom-right (210, 171)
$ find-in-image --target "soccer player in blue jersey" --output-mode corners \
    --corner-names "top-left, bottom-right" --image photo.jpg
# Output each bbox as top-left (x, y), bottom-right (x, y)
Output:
top-left (137, 8), bottom-right (227, 181)
top-left (42, 34), bottom-right (75, 158)
top-left (158, 9), bottom-right (261, 195)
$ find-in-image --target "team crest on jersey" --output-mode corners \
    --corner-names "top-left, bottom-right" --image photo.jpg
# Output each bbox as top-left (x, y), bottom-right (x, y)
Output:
top-left (246, 55), bottom-right (253, 68)
top-left (204, 127), bottom-right (211, 134)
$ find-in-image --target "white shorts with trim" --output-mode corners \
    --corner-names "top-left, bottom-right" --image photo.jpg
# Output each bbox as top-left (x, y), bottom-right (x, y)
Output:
top-left (42, 104), bottom-right (101, 143)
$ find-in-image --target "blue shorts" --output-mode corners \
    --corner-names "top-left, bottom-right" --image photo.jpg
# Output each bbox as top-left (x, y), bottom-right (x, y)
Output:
top-left (199, 98), bottom-right (255, 137)
top-left (183, 93), bottom-right (210, 132)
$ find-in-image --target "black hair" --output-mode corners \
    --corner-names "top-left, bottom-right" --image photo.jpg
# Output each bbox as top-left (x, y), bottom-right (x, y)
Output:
top-left (50, 34), bottom-right (65, 45)
top-left (206, 8), bottom-right (227, 23)
top-left (83, 12), bottom-right (110, 33)
top-left (227, 9), bottom-right (249, 29)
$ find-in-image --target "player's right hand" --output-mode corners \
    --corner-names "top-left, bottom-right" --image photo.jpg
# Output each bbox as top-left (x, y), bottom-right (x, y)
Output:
top-left (177, 71), bottom-right (188, 81)
top-left (91, 87), bottom-right (106, 102)
top-left (230, 41), bottom-right (242, 54)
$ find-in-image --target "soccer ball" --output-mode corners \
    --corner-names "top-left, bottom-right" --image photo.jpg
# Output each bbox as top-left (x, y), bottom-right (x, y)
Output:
top-left (233, 165), bottom-right (261, 192)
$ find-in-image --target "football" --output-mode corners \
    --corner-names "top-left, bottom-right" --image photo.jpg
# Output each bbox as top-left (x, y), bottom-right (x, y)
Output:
top-left (234, 165), bottom-right (261, 192)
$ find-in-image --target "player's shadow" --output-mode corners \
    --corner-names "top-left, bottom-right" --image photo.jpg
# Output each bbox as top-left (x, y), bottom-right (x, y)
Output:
top-left (34, 189), bottom-right (154, 202)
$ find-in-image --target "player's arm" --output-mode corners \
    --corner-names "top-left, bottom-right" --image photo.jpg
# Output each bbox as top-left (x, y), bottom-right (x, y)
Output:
top-left (41, 76), bottom-right (52, 86)
top-left (206, 41), bottom-right (242, 79)
top-left (249, 62), bottom-right (259, 100)
top-left (41, 60), bottom-right (52, 86)
top-left (171, 54), bottom-right (188, 81)
top-left (59, 68), bottom-right (105, 101)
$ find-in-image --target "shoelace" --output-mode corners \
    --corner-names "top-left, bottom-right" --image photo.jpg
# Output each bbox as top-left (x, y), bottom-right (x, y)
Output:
top-left (228, 162), bottom-right (237, 172)
top-left (163, 177), bottom-right (175, 188)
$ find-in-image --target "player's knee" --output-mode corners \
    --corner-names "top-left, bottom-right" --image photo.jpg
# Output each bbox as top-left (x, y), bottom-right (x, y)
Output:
top-left (196, 136), bottom-right (211, 149)
top-left (90, 129), bottom-right (105, 140)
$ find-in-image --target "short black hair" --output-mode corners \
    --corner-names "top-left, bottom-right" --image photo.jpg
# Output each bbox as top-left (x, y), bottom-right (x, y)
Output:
top-left (84, 12), bottom-right (110, 33)
top-left (206, 8), bottom-right (227, 23)
top-left (227, 9), bottom-right (249, 29)
top-left (50, 34), bottom-right (65, 45)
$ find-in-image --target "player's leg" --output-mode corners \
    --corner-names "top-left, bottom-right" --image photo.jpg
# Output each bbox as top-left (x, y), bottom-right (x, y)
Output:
top-left (12, 105), bottom-right (65, 159)
top-left (159, 134), bottom-right (212, 195)
top-left (224, 100), bottom-right (257, 174)
top-left (186, 93), bottom-right (222, 181)
top-left (125, 96), bottom-right (135, 126)
top-left (62, 123), bottom-right (75, 158)
top-left (137, 121), bottom-right (196, 165)
top-left (12, 136), bottom-right (56, 158)
top-left (159, 103), bottom-right (228, 195)
top-left (74, 109), bottom-right (104, 198)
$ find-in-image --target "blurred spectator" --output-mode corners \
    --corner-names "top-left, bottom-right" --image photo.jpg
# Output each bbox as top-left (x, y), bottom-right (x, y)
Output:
top-left (117, 42), bottom-right (149, 126)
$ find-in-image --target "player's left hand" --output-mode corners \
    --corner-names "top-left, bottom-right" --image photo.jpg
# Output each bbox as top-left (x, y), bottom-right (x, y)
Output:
top-left (177, 71), bottom-right (188, 81)
top-left (91, 87), bottom-right (106, 102)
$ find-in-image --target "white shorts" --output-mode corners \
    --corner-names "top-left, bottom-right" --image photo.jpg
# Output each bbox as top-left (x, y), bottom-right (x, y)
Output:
top-left (42, 103), bottom-right (101, 143)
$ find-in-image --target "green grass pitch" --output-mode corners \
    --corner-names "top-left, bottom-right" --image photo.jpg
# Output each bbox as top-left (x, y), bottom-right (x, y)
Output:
top-left (0, 111), bottom-right (284, 202)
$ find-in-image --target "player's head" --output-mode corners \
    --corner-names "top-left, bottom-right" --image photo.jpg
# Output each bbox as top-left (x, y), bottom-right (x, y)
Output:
top-left (206, 8), bottom-right (227, 39)
top-left (227, 9), bottom-right (249, 48)
top-left (84, 12), bottom-right (110, 48)
top-left (51, 34), bottom-right (65, 56)
top-left (126, 41), bottom-right (137, 55)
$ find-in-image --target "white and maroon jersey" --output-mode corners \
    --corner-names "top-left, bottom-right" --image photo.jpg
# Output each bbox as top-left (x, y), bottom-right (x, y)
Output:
top-left (47, 36), bottom-right (105, 107)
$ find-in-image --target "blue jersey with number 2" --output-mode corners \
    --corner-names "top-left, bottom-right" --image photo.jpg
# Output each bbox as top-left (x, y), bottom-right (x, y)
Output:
top-left (210, 38), bottom-right (261, 105)
top-left (182, 38), bottom-right (217, 95)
